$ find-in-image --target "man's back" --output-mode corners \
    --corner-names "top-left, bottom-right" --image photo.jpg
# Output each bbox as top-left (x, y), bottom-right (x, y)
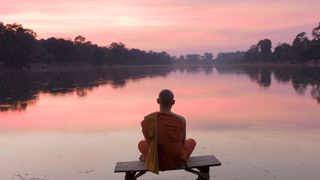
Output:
top-left (156, 112), bottom-right (187, 170)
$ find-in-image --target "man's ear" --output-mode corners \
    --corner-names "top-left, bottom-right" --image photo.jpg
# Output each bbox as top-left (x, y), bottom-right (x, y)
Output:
top-left (157, 98), bottom-right (160, 104)
top-left (172, 100), bottom-right (175, 105)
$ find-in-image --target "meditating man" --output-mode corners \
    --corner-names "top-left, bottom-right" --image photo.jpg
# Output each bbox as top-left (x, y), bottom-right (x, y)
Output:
top-left (138, 89), bottom-right (196, 174)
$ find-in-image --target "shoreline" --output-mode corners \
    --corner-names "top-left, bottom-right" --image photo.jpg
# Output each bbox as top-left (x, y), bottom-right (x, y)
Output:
top-left (0, 63), bottom-right (175, 72)
top-left (212, 62), bottom-right (320, 68)
top-left (1, 61), bottom-right (320, 72)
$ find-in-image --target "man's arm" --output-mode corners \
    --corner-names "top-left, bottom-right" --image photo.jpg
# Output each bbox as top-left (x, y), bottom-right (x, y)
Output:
top-left (141, 120), bottom-right (150, 143)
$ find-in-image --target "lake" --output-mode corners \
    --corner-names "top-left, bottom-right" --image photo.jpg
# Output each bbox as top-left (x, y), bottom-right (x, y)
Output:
top-left (0, 65), bottom-right (319, 180)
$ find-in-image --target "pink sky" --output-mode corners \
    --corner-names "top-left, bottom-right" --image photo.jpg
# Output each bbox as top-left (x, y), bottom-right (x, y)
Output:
top-left (1, 0), bottom-right (319, 55)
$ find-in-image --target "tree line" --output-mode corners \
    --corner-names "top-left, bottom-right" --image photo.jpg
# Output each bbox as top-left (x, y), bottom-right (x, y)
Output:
top-left (173, 53), bottom-right (214, 65)
top-left (0, 22), bottom-right (173, 67)
top-left (2, 21), bottom-right (319, 67)
top-left (215, 22), bottom-right (320, 64)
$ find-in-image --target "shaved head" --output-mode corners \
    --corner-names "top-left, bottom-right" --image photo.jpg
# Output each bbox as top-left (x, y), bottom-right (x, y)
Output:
top-left (158, 89), bottom-right (174, 107)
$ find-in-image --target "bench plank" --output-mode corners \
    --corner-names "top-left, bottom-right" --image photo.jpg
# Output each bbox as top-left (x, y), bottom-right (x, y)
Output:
top-left (114, 155), bottom-right (221, 172)
top-left (186, 155), bottom-right (221, 168)
top-left (115, 161), bottom-right (147, 172)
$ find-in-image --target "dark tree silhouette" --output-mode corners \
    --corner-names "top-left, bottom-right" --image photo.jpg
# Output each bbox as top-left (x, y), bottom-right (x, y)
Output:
top-left (310, 22), bottom-right (320, 62)
top-left (109, 42), bottom-right (128, 64)
top-left (174, 52), bottom-right (214, 65)
top-left (0, 22), bottom-right (174, 67)
top-left (273, 43), bottom-right (291, 61)
top-left (244, 45), bottom-right (260, 62)
top-left (0, 23), bottom-right (37, 67)
top-left (215, 22), bottom-right (320, 64)
top-left (292, 32), bottom-right (310, 62)
top-left (74, 35), bottom-right (86, 44)
top-left (215, 51), bottom-right (245, 63)
top-left (204, 52), bottom-right (213, 61)
top-left (257, 39), bottom-right (272, 60)
top-left (312, 22), bottom-right (320, 40)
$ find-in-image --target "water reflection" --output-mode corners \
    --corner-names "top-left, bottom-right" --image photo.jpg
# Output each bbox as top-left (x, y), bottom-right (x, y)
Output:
top-left (1, 65), bottom-right (319, 180)
top-left (0, 65), bottom-right (319, 112)
top-left (0, 66), bottom-right (173, 112)
top-left (214, 65), bottom-right (320, 103)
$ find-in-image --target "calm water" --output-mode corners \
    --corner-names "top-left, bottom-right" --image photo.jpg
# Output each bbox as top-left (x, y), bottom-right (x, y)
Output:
top-left (0, 66), bottom-right (319, 180)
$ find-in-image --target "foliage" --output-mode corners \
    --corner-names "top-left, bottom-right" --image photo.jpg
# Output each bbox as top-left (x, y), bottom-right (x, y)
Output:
top-left (0, 23), bottom-right (37, 67)
top-left (174, 52), bottom-right (214, 65)
top-left (257, 39), bottom-right (272, 60)
top-left (216, 22), bottom-right (320, 64)
top-left (215, 51), bottom-right (245, 63)
top-left (0, 22), bottom-right (173, 67)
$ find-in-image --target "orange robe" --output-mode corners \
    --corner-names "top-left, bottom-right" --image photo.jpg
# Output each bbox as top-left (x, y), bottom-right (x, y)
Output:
top-left (141, 112), bottom-right (159, 173)
top-left (141, 112), bottom-right (189, 172)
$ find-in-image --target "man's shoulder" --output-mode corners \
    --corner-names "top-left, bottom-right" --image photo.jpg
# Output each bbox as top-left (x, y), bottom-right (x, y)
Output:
top-left (144, 112), bottom-right (158, 119)
top-left (142, 112), bottom-right (158, 128)
top-left (169, 112), bottom-right (186, 122)
top-left (143, 111), bottom-right (186, 123)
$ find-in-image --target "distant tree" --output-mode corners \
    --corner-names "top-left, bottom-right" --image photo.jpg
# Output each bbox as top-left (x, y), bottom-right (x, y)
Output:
top-left (109, 42), bottom-right (128, 64)
top-left (244, 45), bottom-right (260, 62)
top-left (127, 48), bottom-right (144, 64)
top-left (0, 22), bottom-right (37, 67)
top-left (273, 43), bottom-right (292, 61)
top-left (74, 35), bottom-right (86, 44)
top-left (178, 55), bottom-right (185, 61)
top-left (186, 54), bottom-right (201, 63)
top-left (92, 47), bottom-right (106, 64)
top-left (257, 39), bottom-right (272, 60)
top-left (156, 51), bottom-right (172, 64)
top-left (312, 22), bottom-right (320, 40)
top-left (292, 32), bottom-right (310, 62)
top-left (310, 23), bottom-right (320, 62)
top-left (214, 51), bottom-right (245, 63)
top-left (174, 53), bottom-right (214, 65)
top-left (294, 32), bottom-right (308, 43)
top-left (204, 52), bottom-right (213, 61)
top-left (0, 22), bottom-right (4, 32)
top-left (41, 37), bottom-right (75, 63)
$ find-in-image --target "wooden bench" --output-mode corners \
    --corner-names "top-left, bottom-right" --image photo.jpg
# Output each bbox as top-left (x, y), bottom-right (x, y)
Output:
top-left (114, 155), bottom-right (222, 180)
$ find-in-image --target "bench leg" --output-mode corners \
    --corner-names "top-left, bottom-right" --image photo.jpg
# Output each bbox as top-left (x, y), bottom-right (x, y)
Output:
top-left (124, 171), bottom-right (146, 180)
top-left (125, 172), bottom-right (136, 180)
top-left (196, 166), bottom-right (210, 180)
top-left (185, 166), bottom-right (210, 180)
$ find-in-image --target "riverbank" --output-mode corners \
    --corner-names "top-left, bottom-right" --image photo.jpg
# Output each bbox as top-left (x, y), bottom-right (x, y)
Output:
top-left (1, 61), bottom-right (320, 73)
top-left (0, 63), bottom-right (176, 72)
top-left (213, 61), bottom-right (320, 68)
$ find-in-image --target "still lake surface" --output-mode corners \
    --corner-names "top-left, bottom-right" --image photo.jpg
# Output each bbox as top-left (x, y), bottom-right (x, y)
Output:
top-left (0, 65), bottom-right (319, 180)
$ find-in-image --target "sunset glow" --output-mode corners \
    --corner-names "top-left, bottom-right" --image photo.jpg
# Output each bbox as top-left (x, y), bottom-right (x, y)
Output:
top-left (1, 70), bottom-right (319, 131)
top-left (1, 0), bottom-right (319, 55)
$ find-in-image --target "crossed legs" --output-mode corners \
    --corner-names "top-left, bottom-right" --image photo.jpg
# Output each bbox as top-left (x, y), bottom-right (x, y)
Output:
top-left (138, 138), bottom-right (196, 160)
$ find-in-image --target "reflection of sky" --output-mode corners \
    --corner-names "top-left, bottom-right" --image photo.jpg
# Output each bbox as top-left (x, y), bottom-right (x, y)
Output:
top-left (1, 70), bottom-right (320, 180)
top-left (1, 70), bottom-right (319, 131)
top-left (1, 129), bottom-right (319, 180)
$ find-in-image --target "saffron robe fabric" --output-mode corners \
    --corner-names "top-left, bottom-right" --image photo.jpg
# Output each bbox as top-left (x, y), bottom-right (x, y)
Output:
top-left (141, 112), bottom-right (188, 173)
